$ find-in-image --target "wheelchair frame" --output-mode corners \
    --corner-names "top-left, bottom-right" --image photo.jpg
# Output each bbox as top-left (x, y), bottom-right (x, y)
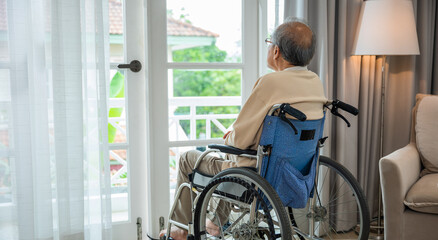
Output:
top-left (162, 101), bottom-right (369, 240)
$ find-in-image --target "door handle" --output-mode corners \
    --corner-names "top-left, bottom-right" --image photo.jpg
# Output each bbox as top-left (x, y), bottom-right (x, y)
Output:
top-left (118, 60), bottom-right (142, 72)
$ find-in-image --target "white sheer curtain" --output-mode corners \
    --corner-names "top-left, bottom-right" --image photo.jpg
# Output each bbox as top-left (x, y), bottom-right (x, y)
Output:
top-left (0, 0), bottom-right (112, 239)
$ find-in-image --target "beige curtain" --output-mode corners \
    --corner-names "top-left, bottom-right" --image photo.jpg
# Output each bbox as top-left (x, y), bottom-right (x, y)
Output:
top-left (375, 0), bottom-right (438, 218)
top-left (284, 0), bottom-right (438, 221)
top-left (385, 0), bottom-right (438, 154)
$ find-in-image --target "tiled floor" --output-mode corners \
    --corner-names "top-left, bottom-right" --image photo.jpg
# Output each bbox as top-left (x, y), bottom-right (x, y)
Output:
top-left (305, 230), bottom-right (377, 240)
top-left (292, 228), bottom-right (376, 240)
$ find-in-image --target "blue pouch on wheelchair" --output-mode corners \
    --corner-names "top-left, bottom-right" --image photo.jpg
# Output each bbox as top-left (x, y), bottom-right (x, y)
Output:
top-left (259, 114), bottom-right (325, 208)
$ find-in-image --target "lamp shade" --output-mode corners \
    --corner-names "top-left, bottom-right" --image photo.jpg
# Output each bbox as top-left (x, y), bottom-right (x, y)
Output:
top-left (352, 0), bottom-right (420, 56)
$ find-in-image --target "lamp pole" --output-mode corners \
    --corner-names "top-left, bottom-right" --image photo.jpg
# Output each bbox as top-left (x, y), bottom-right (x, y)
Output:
top-left (375, 55), bottom-right (387, 239)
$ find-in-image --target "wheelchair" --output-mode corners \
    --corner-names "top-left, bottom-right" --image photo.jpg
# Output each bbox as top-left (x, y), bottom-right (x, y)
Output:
top-left (163, 100), bottom-right (370, 240)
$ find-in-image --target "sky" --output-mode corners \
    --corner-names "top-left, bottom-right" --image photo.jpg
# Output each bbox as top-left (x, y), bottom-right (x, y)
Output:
top-left (167, 0), bottom-right (243, 58)
top-left (167, 0), bottom-right (284, 59)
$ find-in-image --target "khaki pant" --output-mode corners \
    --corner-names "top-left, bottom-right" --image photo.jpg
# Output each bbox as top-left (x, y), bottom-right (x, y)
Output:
top-left (172, 150), bottom-right (230, 226)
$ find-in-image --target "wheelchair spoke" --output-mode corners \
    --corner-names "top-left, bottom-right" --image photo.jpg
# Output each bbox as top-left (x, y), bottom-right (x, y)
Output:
top-left (223, 209), bottom-right (249, 232)
top-left (194, 169), bottom-right (292, 239)
top-left (288, 157), bottom-right (369, 240)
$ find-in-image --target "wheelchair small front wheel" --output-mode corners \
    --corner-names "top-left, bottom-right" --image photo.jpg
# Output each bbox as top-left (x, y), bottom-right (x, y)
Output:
top-left (194, 168), bottom-right (292, 240)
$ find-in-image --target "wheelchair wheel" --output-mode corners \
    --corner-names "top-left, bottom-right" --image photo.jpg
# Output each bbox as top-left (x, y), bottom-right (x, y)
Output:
top-left (289, 156), bottom-right (370, 240)
top-left (194, 168), bottom-right (292, 240)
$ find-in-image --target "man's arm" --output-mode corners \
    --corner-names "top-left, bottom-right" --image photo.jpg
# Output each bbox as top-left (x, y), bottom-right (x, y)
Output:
top-left (224, 83), bottom-right (269, 150)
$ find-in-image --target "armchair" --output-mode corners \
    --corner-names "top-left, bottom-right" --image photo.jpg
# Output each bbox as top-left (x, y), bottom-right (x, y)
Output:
top-left (380, 94), bottom-right (438, 240)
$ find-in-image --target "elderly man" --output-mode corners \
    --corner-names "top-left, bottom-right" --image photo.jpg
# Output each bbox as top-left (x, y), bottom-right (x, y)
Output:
top-left (160, 18), bottom-right (327, 240)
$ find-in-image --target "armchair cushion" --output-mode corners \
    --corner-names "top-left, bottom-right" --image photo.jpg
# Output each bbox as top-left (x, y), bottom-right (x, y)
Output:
top-left (404, 173), bottom-right (438, 214)
top-left (415, 95), bottom-right (438, 175)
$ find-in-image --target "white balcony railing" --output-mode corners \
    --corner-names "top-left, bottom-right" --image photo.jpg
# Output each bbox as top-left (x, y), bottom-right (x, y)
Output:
top-left (108, 96), bottom-right (241, 187)
top-left (167, 96), bottom-right (241, 204)
top-left (168, 96), bottom-right (241, 145)
top-left (108, 98), bottom-right (128, 188)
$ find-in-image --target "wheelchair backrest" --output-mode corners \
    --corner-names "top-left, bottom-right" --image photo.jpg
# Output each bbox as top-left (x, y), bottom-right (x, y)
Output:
top-left (259, 106), bottom-right (326, 208)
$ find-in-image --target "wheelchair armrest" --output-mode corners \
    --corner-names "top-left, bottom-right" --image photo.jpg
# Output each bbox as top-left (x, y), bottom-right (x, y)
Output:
top-left (208, 144), bottom-right (257, 156)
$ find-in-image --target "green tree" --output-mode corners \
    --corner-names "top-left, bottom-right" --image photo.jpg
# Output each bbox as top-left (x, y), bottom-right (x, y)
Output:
top-left (172, 45), bottom-right (241, 139)
top-left (108, 71), bottom-right (125, 143)
top-left (173, 45), bottom-right (226, 62)
top-left (172, 45), bottom-right (241, 97)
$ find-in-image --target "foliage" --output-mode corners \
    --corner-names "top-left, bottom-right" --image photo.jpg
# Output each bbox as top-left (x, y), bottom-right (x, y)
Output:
top-left (173, 45), bottom-right (226, 63)
top-left (108, 71), bottom-right (125, 143)
top-left (169, 157), bottom-right (176, 168)
top-left (172, 45), bottom-right (241, 139)
top-left (172, 45), bottom-right (241, 98)
top-left (173, 69), bottom-right (241, 97)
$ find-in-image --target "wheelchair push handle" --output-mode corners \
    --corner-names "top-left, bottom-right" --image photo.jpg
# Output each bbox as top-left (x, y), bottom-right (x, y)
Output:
top-left (332, 99), bottom-right (359, 116)
top-left (271, 103), bottom-right (307, 134)
top-left (280, 103), bottom-right (307, 121)
top-left (326, 99), bottom-right (359, 128)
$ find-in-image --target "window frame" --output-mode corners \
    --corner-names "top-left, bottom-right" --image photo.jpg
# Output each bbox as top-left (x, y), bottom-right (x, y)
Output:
top-left (146, 0), bottom-right (267, 235)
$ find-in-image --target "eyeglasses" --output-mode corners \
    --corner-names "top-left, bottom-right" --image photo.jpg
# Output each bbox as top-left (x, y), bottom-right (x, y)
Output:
top-left (265, 38), bottom-right (273, 46)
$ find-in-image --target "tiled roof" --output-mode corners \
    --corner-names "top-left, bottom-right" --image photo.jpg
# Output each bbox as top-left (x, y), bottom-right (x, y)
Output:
top-left (0, 0), bottom-right (218, 38)
top-left (109, 0), bottom-right (123, 35)
top-left (167, 18), bottom-right (218, 37)
top-left (109, 0), bottom-right (218, 37)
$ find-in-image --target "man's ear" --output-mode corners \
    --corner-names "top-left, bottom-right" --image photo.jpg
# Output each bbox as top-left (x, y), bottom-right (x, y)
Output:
top-left (273, 46), bottom-right (280, 59)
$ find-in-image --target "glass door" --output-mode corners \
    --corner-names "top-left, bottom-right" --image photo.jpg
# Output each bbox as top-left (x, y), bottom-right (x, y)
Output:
top-left (166, 0), bottom-right (243, 205)
top-left (109, 0), bottom-right (147, 238)
top-left (147, 0), bottom-right (259, 236)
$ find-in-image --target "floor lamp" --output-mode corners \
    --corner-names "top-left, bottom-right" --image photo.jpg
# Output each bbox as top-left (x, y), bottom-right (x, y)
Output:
top-left (352, 0), bottom-right (420, 239)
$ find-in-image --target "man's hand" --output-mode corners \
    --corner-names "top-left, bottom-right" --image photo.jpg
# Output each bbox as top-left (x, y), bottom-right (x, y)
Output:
top-left (223, 131), bottom-right (231, 139)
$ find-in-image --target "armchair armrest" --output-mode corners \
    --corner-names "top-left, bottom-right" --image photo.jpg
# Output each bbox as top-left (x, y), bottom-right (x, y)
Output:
top-left (208, 144), bottom-right (257, 156)
top-left (379, 143), bottom-right (421, 240)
